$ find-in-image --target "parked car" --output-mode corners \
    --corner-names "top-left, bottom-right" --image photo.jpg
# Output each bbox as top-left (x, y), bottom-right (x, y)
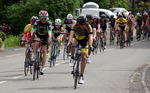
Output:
top-left (109, 8), bottom-right (129, 17)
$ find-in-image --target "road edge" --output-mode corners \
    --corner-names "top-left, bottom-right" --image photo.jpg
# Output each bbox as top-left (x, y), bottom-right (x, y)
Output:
top-left (141, 62), bottom-right (150, 93)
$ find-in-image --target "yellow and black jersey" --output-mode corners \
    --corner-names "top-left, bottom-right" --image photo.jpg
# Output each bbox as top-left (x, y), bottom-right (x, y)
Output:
top-left (71, 22), bottom-right (92, 40)
top-left (52, 25), bottom-right (63, 38)
top-left (116, 18), bottom-right (127, 27)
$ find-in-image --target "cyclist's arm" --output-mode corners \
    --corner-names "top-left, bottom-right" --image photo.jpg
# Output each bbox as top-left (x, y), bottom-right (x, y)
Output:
top-left (63, 24), bottom-right (67, 33)
top-left (88, 34), bottom-right (93, 46)
top-left (69, 30), bottom-right (74, 43)
top-left (48, 24), bottom-right (52, 41)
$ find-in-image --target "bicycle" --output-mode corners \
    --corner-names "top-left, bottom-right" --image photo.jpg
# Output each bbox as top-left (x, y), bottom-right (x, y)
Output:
top-left (49, 39), bottom-right (58, 67)
top-left (71, 45), bottom-right (88, 89)
top-left (136, 26), bottom-right (142, 41)
top-left (110, 28), bottom-right (115, 45)
top-left (63, 33), bottom-right (70, 60)
top-left (33, 40), bottom-right (48, 80)
top-left (20, 40), bottom-right (34, 76)
top-left (126, 28), bottom-right (132, 46)
top-left (142, 25), bottom-right (147, 39)
top-left (99, 31), bottom-right (105, 52)
top-left (148, 25), bottom-right (150, 40)
top-left (117, 29), bottom-right (124, 49)
top-left (92, 38), bottom-right (98, 55)
top-left (49, 31), bottom-right (64, 67)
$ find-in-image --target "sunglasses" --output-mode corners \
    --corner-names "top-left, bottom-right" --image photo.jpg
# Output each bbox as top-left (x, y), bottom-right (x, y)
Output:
top-left (41, 17), bottom-right (47, 20)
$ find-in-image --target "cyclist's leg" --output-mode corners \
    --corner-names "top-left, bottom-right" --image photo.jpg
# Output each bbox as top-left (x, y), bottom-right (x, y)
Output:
top-left (71, 39), bottom-right (78, 58)
top-left (42, 45), bottom-right (47, 67)
top-left (33, 37), bottom-right (40, 55)
top-left (57, 35), bottom-right (62, 51)
top-left (49, 41), bottom-right (54, 59)
top-left (109, 26), bottom-right (112, 39)
top-left (123, 28), bottom-right (126, 43)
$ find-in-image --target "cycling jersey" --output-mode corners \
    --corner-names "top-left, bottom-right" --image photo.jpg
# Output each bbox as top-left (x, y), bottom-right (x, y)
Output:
top-left (71, 22), bottom-right (92, 54)
top-left (89, 21), bottom-right (96, 30)
top-left (52, 25), bottom-right (64, 39)
top-left (71, 22), bottom-right (92, 41)
top-left (64, 19), bottom-right (76, 32)
top-left (136, 18), bottom-right (143, 26)
top-left (100, 19), bottom-right (108, 31)
top-left (24, 24), bottom-right (35, 41)
top-left (147, 17), bottom-right (150, 25)
top-left (109, 18), bottom-right (116, 28)
top-left (116, 18), bottom-right (127, 27)
top-left (127, 20), bottom-right (134, 27)
top-left (33, 19), bottom-right (52, 45)
top-left (93, 19), bottom-right (100, 29)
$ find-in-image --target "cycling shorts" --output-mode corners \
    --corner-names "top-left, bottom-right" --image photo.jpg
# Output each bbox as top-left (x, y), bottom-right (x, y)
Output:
top-left (100, 27), bottom-right (106, 32)
top-left (35, 33), bottom-right (49, 46)
top-left (127, 26), bottom-right (133, 30)
top-left (73, 38), bottom-right (88, 54)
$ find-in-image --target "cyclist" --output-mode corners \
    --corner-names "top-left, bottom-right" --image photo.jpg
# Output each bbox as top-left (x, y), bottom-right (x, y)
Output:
top-left (128, 11), bottom-right (135, 20)
top-left (68, 15), bottom-right (93, 84)
top-left (31, 10), bottom-right (52, 75)
top-left (135, 15), bottom-right (144, 39)
top-left (126, 16), bottom-right (134, 41)
top-left (63, 14), bottom-right (76, 42)
top-left (93, 14), bottom-right (100, 32)
top-left (100, 14), bottom-right (109, 49)
top-left (20, 16), bottom-right (38, 67)
top-left (86, 14), bottom-right (96, 63)
top-left (135, 12), bottom-right (140, 21)
top-left (116, 14), bottom-right (127, 47)
top-left (48, 19), bottom-right (64, 62)
top-left (109, 15), bottom-right (116, 42)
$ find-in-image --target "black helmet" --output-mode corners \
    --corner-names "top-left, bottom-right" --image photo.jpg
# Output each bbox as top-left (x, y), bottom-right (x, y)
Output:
top-left (101, 14), bottom-right (106, 19)
top-left (110, 15), bottom-right (114, 18)
top-left (118, 14), bottom-right (123, 18)
top-left (139, 15), bottom-right (142, 18)
top-left (77, 15), bottom-right (86, 25)
top-left (86, 14), bottom-right (93, 20)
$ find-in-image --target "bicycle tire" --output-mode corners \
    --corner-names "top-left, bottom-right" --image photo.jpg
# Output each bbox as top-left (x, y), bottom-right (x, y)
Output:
top-left (24, 50), bottom-right (30, 76)
top-left (74, 57), bottom-right (80, 89)
top-left (33, 61), bottom-right (36, 80)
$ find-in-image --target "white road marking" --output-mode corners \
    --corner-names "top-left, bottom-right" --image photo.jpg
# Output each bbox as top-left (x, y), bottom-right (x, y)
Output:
top-left (12, 76), bottom-right (23, 79)
top-left (0, 81), bottom-right (7, 84)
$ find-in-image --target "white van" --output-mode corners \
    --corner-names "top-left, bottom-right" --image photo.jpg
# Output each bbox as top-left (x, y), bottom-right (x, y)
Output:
top-left (75, 2), bottom-right (116, 19)
top-left (75, 8), bottom-right (116, 19)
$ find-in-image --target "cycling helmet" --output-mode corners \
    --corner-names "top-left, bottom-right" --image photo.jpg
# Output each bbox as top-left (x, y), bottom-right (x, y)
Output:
top-left (110, 15), bottom-right (114, 18)
top-left (67, 14), bottom-right (73, 20)
top-left (127, 16), bottom-right (132, 20)
top-left (39, 10), bottom-right (48, 17)
top-left (93, 14), bottom-right (98, 19)
top-left (86, 14), bottom-right (93, 20)
top-left (101, 14), bottom-right (106, 19)
top-left (118, 14), bottom-right (123, 18)
top-left (30, 16), bottom-right (38, 24)
top-left (55, 19), bottom-right (61, 26)
top-left (77, 15), bottom-right (86, 25)
top-left (136, 13), bottom-right (140, 16)
top-left (129, 11), bottom-right (131, 14)
top-left (139, 15), bottom-right (142, 18)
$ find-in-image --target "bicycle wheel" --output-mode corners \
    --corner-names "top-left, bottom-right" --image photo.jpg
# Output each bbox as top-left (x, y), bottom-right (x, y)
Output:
top-left (33, 61), bottom-right (37, 80)
top-left (74, 57), bottom-right (80, 89)
top-left (24, 50), bottom-right (30, 76)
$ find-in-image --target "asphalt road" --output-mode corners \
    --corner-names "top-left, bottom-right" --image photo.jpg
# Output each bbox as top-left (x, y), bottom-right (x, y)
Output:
top-left (0, 35), bottom-right (150, 93)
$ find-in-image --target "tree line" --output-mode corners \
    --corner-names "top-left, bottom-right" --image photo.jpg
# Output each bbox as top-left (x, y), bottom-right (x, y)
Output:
top-left (0, 0), bottom-right (149, 35)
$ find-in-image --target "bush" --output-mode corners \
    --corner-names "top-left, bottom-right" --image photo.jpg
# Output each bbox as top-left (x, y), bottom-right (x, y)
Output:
top-left (0, 31), bottom-right (6, 41)
top-left (0, 38), bottom-right (2, 48)
top-left (5, 35), bottom-right (20, 48)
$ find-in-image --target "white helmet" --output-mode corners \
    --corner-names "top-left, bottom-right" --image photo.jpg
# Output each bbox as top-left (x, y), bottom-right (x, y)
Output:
top-left (93, 14), bottom-right (98, 18)
top-left (67, 14), bottom-right (73, 19)
top-left (55, 19), bottom-right (61, 26)
top-left (127, 16), bottom-right (132, 20)
top-left (136, 12), bottom-right (140, 16)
